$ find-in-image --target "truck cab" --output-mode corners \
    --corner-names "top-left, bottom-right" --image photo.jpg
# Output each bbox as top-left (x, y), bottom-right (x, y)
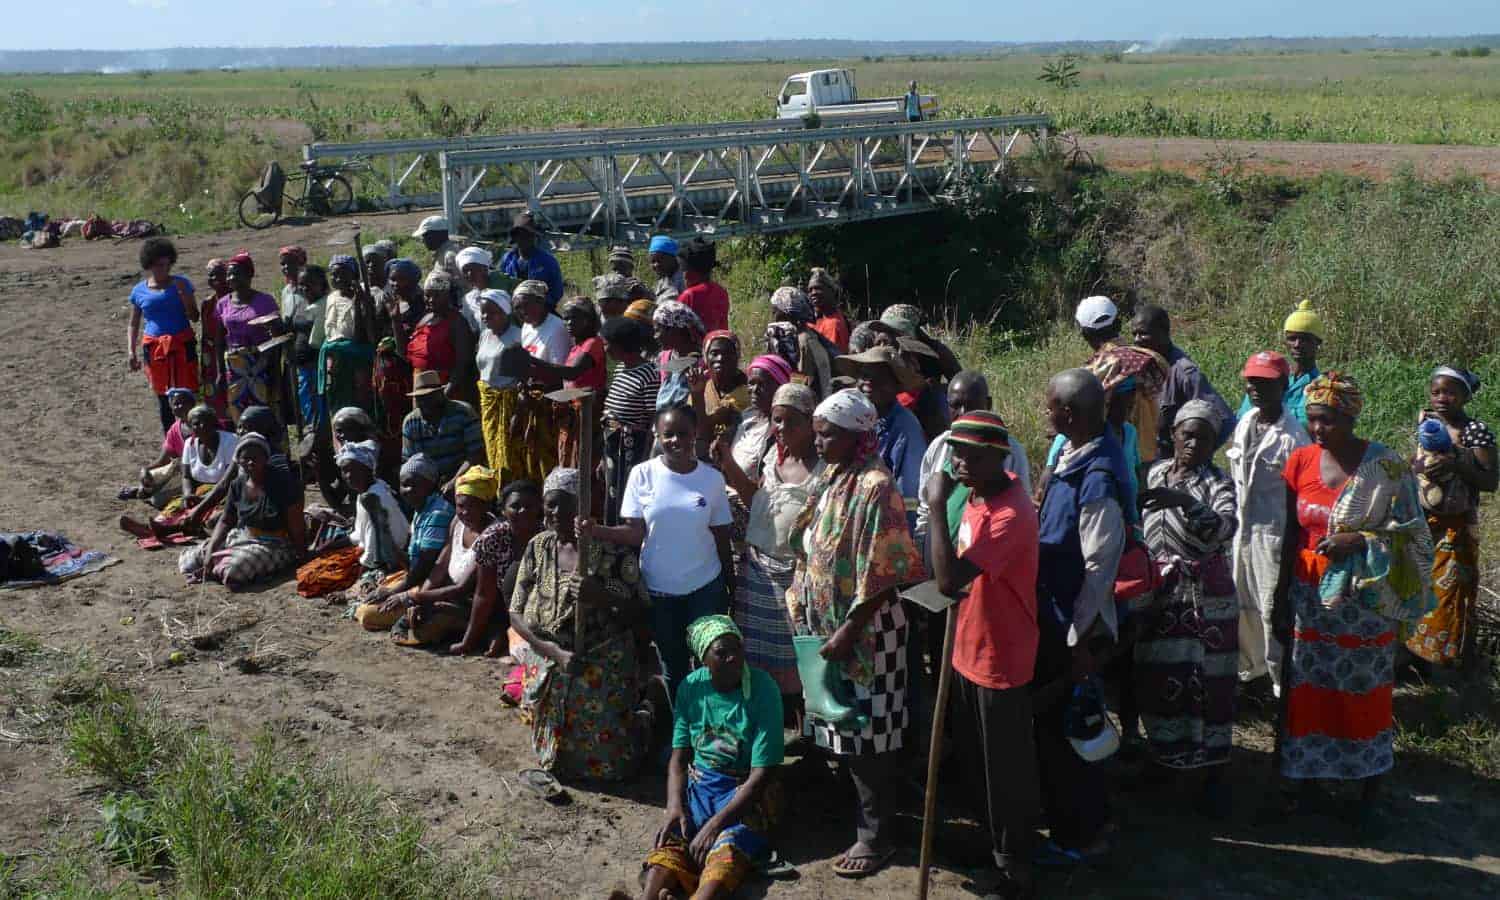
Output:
top-left (776, 68), bottom-right (856, 118)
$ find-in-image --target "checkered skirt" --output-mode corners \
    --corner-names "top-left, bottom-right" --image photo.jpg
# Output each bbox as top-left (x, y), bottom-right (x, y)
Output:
top-left (806, 601), bottom-right (910, 756)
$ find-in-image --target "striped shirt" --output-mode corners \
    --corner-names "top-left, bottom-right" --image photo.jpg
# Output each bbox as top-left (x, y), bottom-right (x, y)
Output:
top-left (401, 400), bottom-right (483, 482)
top-left (409, 492), bottom-right (455, 562)
top-left (604, 360), bottom-right (661, 431)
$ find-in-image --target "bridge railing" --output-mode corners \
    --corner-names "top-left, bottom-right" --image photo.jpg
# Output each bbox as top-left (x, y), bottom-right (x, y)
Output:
top-left (302, 118), bottom-right (810, 210)
top-left (437, 114), bottom-right (1051, 248)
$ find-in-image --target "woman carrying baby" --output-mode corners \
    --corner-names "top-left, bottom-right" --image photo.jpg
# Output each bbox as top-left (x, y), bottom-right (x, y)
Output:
top-left (1406, 366), bottom-right (1496, 671)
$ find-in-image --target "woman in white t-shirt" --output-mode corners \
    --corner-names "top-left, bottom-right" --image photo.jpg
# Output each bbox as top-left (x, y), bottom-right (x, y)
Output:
top-left (514, 279), bottom-right (571, 365)
top-left (582, 405), bottom-right (734, 697)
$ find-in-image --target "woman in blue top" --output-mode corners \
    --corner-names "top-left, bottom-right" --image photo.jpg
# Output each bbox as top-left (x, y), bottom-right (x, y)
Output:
top-left (127, 237), bottom-right (200, 432)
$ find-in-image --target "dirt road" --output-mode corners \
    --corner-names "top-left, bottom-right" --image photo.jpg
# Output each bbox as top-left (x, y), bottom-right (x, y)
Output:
top-left (1079, 135), bottom-right (1500, 184)
top-left (1, 213), bottom-right (1498, 899)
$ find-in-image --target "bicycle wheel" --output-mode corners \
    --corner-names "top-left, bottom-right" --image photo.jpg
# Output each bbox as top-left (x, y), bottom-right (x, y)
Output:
top-left (320, 175), bottom-right (355, 215)
top-left (237, 190), bottom-right (280, 230)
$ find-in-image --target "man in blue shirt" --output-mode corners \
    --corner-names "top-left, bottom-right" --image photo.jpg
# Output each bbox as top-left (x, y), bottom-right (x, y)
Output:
top-left (498, 212), bottom-right (564, 310)
top-left (835, 347), bottom-right (927, 508)
top-left (904, 81), bottom-right (923, 122)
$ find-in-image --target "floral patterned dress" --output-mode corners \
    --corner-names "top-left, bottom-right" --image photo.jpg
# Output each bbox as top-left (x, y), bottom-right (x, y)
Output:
top-left (786, 453), bottom-right (922, 755)
top-left (509, 531), bottom-right (649, 780)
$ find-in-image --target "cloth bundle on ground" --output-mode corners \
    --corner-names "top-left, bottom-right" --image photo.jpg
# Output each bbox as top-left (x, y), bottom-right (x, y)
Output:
top-left (295, 545), bottom-right (366, 598)
top-left (0, 532), bottom-right (119, 590)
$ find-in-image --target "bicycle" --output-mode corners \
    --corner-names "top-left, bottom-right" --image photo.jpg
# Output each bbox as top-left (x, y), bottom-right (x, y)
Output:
top-left (237, 158), bottom-right (371, 230)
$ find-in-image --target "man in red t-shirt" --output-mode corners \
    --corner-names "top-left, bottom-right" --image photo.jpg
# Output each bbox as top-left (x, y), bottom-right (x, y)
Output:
top-left (675, 237), bottom-right (730, 333)
top-left (925, 410), bottom-right (1040, 898)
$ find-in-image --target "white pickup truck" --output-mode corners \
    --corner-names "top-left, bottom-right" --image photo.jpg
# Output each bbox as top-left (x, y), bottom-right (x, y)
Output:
top-left (774, 68), bottom-right (940, 123)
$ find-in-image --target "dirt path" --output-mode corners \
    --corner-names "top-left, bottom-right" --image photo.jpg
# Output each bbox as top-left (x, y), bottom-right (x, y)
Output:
top-left (2, 218), bottom-right (1499, 899)
top-left (1076, 135), bottom-right (1500, 184)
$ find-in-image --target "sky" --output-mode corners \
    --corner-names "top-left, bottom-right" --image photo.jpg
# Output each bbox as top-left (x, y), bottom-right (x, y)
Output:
top-left (8, 0), bottom-right (1500, 51)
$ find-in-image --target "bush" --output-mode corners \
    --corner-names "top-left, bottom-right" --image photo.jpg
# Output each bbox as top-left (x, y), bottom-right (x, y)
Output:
top-left (1, 89), bottom-right (52, 136)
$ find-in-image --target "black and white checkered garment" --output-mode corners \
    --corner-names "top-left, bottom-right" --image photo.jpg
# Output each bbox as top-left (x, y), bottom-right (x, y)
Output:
top-left (807, 600), bottom-right (909, 756)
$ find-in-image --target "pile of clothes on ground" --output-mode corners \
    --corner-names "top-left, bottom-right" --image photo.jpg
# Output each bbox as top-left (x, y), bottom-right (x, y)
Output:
top-left (1, 212), bottom-right (163, 249)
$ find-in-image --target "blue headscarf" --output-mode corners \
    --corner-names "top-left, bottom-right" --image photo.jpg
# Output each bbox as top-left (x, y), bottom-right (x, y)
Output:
top-left (386, 257), bottom-right (421, 281)
top-left (648, 235), bottom-right (678, 256)
top-left (328, 254), bottom-right (359, 277)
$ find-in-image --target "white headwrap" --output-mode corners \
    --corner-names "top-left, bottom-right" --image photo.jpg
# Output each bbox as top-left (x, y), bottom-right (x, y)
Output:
top-left (335, 439), bottom-right (379, 472)
top-left (543, 467), bottom-right (580, 498)
top-left (455, 246), bottom-right (492, 270)
top-left (477, 288), bottom-right (512, 316)
top-left (814, 388), bottom-right (878, 433)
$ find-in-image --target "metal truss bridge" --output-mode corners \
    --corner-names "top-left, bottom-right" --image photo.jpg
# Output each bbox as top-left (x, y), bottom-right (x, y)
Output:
top-left (305, 114), bottom-right (1050, 249)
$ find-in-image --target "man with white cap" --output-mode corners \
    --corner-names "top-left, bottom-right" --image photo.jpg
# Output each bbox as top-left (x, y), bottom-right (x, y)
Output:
top-left (411, 215), bottom-right (464, 282)
top-left (498, 212), bottom-right (564, 310)
top-left (1073, 295), bottom-right (1169, 469)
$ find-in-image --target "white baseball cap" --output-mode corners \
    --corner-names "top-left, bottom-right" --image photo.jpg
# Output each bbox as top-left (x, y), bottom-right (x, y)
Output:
top-left (412, 215), bottom-right (450, 237)
top-left (1074, 295), bottom-right (1118, 330)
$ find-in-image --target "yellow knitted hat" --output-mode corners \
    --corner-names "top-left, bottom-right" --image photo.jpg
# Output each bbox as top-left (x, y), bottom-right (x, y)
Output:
top-left (1282, 300), bottom-right (1324, 339)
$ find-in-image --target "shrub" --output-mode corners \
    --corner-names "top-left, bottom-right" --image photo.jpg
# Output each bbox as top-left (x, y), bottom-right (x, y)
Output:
top-left (1, 89), bottom-right (52, 136)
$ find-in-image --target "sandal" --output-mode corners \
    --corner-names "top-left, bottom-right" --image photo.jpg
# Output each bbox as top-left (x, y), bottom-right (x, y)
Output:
top-left (517, 768), bottom-right (569, 805)
top-left (832, 844), bottom-right (894, 879)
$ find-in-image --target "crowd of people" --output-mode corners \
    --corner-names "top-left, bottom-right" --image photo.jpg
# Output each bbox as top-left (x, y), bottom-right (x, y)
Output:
top-left (120, 220), bottom-right (1491, 899)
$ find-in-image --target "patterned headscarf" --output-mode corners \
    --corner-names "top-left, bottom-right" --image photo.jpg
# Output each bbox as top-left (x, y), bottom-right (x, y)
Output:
top-left (227, 250), bottom-right (255, 278)
top-left (764, 321), bottom-right (801, 368)
top-left (702, 329), bottom-right (740, 356)
top-left (1432, 365), bottom-right (1481, 397)
top-left (559, 297), bottom-right (599, 326)
top-left (1174, 398), bottom-right (1224, 435)
top-left (848, 321), bottom-right (878, 354)
top-left (624, 299), bottom-right (656, 326)
top-left (400, 453), bottom-right (440, 484)
top-left (748, 353), bottom-right (793, 386)
top-left (685, 614), bottom-right (749, 698)
top-left (386, 257), bottom-right (420, 282)
top-left (1303, 371), bottom-right (1364, 420)
top-left (542, 467), bottom-right (580, 498)
top-left (814, 388), bottom-right (878, 433)
top-left (653, 299), bottom-right (705, 336)
top-left (455, 465), bottom-right (499, 501)
top-left (807, 267), bottom-right (839, 296)
top-left (948, 411), bottom-right (1011, 452)
top-left (423, 270), bottom-right (453, 293)
top-left (334, 439), bottom-right (379, 472)
top-left (513, 279), bottom-right (550, 306)
top-left (771, 286), bottom-right (816, 325)
top-left (205, 257), bottom-right (227, 278)
top-left (277, 245), bottom-right (307, 266)
top-left (772, 382), bottom-right (817, 416)
top-left (328, 254), bottom-right (359, 277)
top-left (593, 272), bottom-right (634, 301)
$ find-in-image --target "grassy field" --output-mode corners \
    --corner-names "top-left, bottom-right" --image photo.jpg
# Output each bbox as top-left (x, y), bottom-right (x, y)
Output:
top-left (5, 51), bottom-right (1500, 232)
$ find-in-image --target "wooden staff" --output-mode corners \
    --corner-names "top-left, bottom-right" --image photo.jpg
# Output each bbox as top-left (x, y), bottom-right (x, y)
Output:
top-left (897, 578), bottom-right (960, 900)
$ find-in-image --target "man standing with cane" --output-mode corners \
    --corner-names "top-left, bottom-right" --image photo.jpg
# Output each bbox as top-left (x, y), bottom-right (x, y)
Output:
top-left (925, 411), bottom-right (1040, 900)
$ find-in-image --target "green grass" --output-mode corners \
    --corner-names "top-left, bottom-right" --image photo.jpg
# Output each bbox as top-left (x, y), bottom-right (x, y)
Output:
top-left (6, 51), bottom-right (1500, 232)
top-left (14, 672), bottom-right (503, 898)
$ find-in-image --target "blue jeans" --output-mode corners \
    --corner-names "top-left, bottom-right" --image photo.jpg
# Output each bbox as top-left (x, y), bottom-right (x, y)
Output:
top-left (652, 574), bottom-right (728, 702)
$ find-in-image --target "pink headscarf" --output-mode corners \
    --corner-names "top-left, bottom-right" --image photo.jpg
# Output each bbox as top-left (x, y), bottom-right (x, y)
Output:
top-left (748, 353), bottom-right (793, 386)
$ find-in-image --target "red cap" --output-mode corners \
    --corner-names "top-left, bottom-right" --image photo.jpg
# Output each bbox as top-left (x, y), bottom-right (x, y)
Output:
top-left (1242, 350), bottom-right (1290, 380)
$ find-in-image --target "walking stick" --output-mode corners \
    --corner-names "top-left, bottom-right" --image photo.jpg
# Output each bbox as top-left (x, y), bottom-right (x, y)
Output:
top-left (543, 386), bottom-right (597, 653)
top-left (904, 581), bottom-right (960, 900)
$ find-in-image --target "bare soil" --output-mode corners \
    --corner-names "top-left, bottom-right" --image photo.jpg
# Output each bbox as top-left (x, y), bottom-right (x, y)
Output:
top-left (1080, 136), bottom-right (1500, 185)
top-left (2, 210), bottom-right (1498, 899)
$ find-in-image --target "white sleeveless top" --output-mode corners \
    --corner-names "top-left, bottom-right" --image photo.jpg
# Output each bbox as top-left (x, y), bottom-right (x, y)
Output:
top-left (183, 431), bottom-right (238, 485)
top-left (447, 518), bottom-right (480, 584)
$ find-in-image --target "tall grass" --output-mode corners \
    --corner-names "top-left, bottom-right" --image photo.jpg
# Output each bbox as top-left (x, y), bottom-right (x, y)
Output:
top-left (52, 680), bottom-right (502, 898)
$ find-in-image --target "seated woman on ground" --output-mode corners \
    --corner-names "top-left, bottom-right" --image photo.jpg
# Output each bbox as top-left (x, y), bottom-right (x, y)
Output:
top-left (119, 387), bottom-right (197, 506)
top-left (359, 465), bottom-right (498, 647)
top-left (633, 615), bottom-right (784, 900)
top-left (176, 405), bottom-right (283, 534)
top-left (297, 440), bottom-right (409, 597)
top-left (510, 468), bottom-right (653, 782)
top-left (453, 478), bottom-right (543, 657)
top-left (309, 406), bottom-right (380, 533)
top-left (347, 453), bottom-right (451, 614)
top-left (178, 432), bottom-right (307, 588)
top-left (120, 404), bottom-right (239, 543)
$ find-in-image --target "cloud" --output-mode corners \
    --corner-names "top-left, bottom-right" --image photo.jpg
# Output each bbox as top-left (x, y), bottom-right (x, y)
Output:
top-left (127, 0), bottom-right (169, 8)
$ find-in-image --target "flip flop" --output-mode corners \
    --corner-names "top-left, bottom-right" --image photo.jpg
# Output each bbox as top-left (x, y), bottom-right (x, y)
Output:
top-left (832, 845), bottom-right (894, 879)
top-left (517, 768), bottom-right (569, 805)
top-left (761, 851), bottom-right (799, 881)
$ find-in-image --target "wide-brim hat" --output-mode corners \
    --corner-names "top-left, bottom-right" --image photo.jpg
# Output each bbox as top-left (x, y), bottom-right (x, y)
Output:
top-left (834, 347), bottom-right (926, 394)
top-left (407, 369), bottom-right (447, 397)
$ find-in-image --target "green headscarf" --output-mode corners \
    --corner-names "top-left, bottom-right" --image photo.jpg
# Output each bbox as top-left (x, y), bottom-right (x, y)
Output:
top-left (685, 614), bottom-right (749, 698)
